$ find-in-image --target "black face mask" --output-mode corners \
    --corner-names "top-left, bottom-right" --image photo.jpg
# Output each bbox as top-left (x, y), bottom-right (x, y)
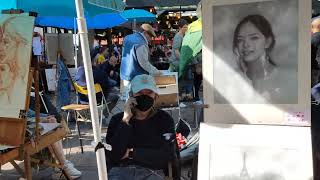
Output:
top-left (135, 95), bottom-right (154, 112)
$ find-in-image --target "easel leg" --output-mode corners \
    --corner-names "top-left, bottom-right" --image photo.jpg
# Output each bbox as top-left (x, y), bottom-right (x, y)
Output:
top-left (24, 151), bottom-right (32, 180)
top-left (194, 107), bottom-right (198, 129)
top-left (75, 111), bottom-right (84, 153)
top-left (10, 160), bottom-right (25, 177)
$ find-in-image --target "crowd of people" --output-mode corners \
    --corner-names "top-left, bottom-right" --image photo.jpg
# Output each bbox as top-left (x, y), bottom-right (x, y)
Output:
top-left (101, 3), bottom-right (203, 179)
top-left (74, 25), bottom-right (185, 177)
top-left (69, 9), bottom-right (202, 180)
top-left (74, 19), bottom-right (203, 104)
top-left (70, 4), bottom-right (203, 178)
top-left (25, 2), bottom-right (203, 179)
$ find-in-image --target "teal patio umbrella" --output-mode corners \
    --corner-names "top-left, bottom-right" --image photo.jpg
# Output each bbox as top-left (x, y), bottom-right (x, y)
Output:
top-left (121, 8), bottom-right (156, 22)
top-left (121, 8), bottom-right (156, 29)
top-left (0, 1), bottom-right (126, 180)
top-left (0, 0), bottom-right (125, 17)
top-left (35, 13), bottom-right (128, 29)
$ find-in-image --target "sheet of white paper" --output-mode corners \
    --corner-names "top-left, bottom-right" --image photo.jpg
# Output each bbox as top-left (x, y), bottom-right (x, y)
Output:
top-left (40, 123), bottom-right (60, 135)
top-left (0, 144), bottom-right (15, 151)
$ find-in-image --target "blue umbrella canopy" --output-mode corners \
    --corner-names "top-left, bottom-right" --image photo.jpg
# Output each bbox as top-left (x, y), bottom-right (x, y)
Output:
top-left (0, 0), bottom-right (126, 17)
top-left (121, 9), bottom-right (156, 22)
top-left (35, 13), bottom-right (128, 29)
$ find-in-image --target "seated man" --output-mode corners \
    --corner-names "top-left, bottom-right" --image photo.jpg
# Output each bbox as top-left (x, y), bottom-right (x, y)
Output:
top-left (75, 58), bottom-right (110, 101)
top-left (105, 74), bottom-right (179, 180)
top-left (100, 54), bottom-right (120, 88)
top-left (96, 47), bottom-right (110, 65)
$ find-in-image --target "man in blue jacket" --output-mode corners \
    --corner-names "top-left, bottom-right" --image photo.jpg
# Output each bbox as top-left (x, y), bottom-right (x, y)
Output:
top-left (120, 24), bottom-right (161, 99)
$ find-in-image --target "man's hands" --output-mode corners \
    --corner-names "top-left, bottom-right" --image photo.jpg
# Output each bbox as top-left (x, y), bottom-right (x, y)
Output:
top-left (121, 98), bottom-right (136, 160)
top-left (122, 97), bottom-right (137, 124)
top-left (155, 70), bottom-right (162, 75)
top-left (110, 70), bottom-right (114, 77)
top-left (42, 115), bottom-right (57, 123)
top-left (121, 148), bottom-right (133, 160)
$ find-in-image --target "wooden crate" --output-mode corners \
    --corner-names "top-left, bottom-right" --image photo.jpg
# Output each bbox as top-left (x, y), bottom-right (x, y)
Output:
top-left (154, 75), bottom-right (176, 85)
top-left (154, 72), bottom-right (179, 108)
top-left (0, 118), bottom-right (26, 146)
top-left (155, 93), bottom-right (179, 108)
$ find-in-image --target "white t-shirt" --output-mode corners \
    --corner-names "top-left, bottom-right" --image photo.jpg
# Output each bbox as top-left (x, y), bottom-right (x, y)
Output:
top-left (32, 36), bottom-right (42, 56)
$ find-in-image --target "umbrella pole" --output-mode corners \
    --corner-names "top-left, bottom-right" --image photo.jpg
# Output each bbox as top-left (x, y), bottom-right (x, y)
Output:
top-left (74, 0), bottom-right (108, 180)
top-left (73, 18), bottom-right (78, 68)
top-left (133, 18), bottom-right (136, 30)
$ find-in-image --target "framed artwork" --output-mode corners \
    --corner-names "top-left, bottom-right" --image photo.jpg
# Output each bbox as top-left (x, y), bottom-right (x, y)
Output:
top-left (0, 14), bottom-right (35, 118)
top-left (45, 32), bottom-right (95, 66)
top-left (202, 0), bottom-right (311, 125)
top-left (198, 123), bottom-right (313, 180)
top-left (45, 33), bottom-right (75, 65)
top-left (45, 33), bottom-right (58, 65)
top-left (45, 68), bottom-right (77, 91)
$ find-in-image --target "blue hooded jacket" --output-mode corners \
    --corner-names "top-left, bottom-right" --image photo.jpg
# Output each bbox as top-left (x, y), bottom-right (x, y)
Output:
top-left (120, 32), bottom-right (148, 81)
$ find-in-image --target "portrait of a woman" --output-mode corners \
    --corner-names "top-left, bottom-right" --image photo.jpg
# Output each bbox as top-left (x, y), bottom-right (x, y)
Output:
top-left (233, 15), bottom-right (277, 100)
top-left (211, 0), bottom-right (298, 105)
top-left (231, 14), bottom-right (297, 104)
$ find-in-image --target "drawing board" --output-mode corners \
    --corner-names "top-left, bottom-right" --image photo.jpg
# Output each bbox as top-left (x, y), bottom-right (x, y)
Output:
top-left (202, 0), bottom-right (311, 125)
top-left (0, 14), bottom-right (35, 118)
top-left (198, 123), bottom-right (313, 180)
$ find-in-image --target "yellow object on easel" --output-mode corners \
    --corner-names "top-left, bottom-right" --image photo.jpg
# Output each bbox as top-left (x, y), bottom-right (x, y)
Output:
top-left (73, 82), bottom-right (103, 95)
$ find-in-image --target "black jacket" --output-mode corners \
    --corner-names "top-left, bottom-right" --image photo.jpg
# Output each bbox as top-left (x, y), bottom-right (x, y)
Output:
top-left (105, 110), bottom-right (181, 179)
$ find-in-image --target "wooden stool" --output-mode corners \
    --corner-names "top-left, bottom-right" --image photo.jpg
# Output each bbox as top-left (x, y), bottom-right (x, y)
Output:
top-left (61, 104), bottom-right (90, 153)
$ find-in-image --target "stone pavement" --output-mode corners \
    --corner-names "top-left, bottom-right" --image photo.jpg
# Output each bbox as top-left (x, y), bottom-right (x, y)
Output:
top-left (0, 99), bottom-right (201, 180)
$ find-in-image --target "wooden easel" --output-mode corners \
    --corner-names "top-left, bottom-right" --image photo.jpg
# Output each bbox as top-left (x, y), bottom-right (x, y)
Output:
top-left (0, 11), bottom-right (71, 180)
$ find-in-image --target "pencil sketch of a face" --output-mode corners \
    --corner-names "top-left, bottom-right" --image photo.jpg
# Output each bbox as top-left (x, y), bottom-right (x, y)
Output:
top-left (0, 15), bottom-right (34, 118)
top-left (0, 17), bottom-right (27, 101)
top-left (212, 0), bottom-right (298, 104)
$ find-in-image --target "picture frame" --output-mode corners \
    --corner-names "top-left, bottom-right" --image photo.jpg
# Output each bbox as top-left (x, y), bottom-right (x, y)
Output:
top-left (202, 0), bottom-right (311, 125)
top-left (198, 123), bottom-right (313, 180)
top-left (45, 68), bottom-right (77, 91)
top-left (45, 33), bottom-right (75, 65)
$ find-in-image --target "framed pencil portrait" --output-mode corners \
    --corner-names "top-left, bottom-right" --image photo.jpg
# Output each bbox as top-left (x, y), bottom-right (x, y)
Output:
top-left (202, 0), bottom-right (311, 125)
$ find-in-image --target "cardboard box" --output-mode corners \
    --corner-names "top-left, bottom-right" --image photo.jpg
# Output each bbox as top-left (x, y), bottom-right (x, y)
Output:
top-left (154, 75), bottom-right (176, 86)
top-left (157, 84), bottom-right (178, 95)
top-left (154, 72), bottom-right (179, 108)
top-left (155, 93), bottom-right (179, 108)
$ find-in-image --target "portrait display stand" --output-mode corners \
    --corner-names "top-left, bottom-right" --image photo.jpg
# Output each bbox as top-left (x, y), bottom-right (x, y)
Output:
top-left (199, 0), bottom-right (313, 179)
top-left (202, 0), bottom-right (311, 126)
top-left (0, 12), bottom-right (69, 180)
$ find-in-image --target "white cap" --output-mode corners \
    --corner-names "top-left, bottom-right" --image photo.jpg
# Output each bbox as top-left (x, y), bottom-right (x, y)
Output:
top-left (131, 74), bottom-right (158, 94)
